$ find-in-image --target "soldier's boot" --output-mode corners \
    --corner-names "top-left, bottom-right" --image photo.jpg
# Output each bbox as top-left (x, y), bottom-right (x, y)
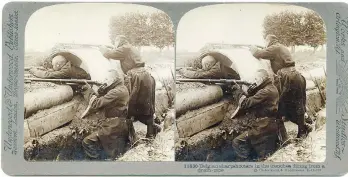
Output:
top-left (304, 112), bottom-right (313, 125)
top-left (146, 123), bottom-right (162, 139)
top-left (277, 119), bottom-right (290, 146)
top-left (297, 114), bottom-right (312, 138)
top-left (154, 123), bottom-right (162, 134)
top-left (145, 118), bottom-right (160, 139)
top-left (127, 119), bottom-right (138, 145)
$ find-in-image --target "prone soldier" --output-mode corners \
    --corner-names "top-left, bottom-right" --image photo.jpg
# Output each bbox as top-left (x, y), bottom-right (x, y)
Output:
top-left (177, 53), bottom-right (240, 80)
top-left (29, 55), bottom-right (91, 80)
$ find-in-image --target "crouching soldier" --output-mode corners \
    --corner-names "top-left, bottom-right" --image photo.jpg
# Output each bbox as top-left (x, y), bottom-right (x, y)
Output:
top-left (29, 55), bottom-right (91, 79)
top-left (231, 69), bottom-right (285, 161)
top-left (177, 53), bottom-right (240, 80)
top-left (99, 35), bottom-right (161, 139)
top-left (81, 70), bottom-right (135, 159)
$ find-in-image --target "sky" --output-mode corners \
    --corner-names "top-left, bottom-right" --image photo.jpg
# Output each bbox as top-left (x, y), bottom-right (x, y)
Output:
top-left (25, 3), bottom-right (161, 52)
top-left (176, 3), bottom-right (314, 52)
top-left (25, 3), bottom-right (316, 53)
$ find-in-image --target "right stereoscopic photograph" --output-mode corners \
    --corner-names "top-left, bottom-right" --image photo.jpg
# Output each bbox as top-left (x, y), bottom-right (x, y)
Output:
top-left (175, 3), bottom-right (327, 162)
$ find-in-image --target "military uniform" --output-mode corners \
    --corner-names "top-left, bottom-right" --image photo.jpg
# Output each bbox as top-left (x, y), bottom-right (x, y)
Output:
top-left (252, 41), bottom-right (310, 138)
top-left (232, 78), bottom-right (281, 160)
top-left (178, 61), bottom-right (240, 79)
top-left (101, 43), bottom-right (161, 138)
top-left (82, 79), bottom-right (134, 159)
top-left (29, 61), bottom-right (91, 79)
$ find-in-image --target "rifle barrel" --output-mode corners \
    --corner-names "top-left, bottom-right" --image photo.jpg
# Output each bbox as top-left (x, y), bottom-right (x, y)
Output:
top-left (176, 78), bottom-right (252, 85)
top-left (24, 78), bottom-right (103, 85)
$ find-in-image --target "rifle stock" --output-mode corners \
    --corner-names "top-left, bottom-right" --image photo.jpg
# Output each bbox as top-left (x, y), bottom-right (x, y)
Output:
top-left (176, 78), bottom-right (252, 86)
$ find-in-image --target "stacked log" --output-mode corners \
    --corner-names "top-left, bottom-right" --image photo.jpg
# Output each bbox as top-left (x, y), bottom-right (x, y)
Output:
top-left (176, 83), bottom-right (223, 116)
top-left (24, 85), bottom-right (74, 118)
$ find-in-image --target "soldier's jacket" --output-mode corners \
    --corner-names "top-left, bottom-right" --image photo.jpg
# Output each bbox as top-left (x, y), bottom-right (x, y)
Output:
top-left (235, 78), bottom-right (280, 157)
top-left (101, 44), bottom-right (155, 117)
top-left (101, 44), bottom-right (144, 74)
top-left (31, 61), bottom-right (91, 79)
top-left (239, 78), bottom-right (279, 118)
top-left (84, 80), bottom-right (129, 118)
top-left (124, 67), bottom-right (156, 117)
top-left (179, 61), bottom-right (240, 79)
top-left (82, 79), bottom-right (132, 157)
top-left (252, 42), bottom-right (295, 73)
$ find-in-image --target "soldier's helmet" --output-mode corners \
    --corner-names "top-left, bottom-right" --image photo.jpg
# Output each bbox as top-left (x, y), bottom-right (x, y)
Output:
top-left (254, 69), bottom-right (269, 87)
top-left (201, 55), bottom-right (217, 71)
top-left (52, 55), bottom-right (68, 71)
top-left (103, 69), bottom-right (122, 87)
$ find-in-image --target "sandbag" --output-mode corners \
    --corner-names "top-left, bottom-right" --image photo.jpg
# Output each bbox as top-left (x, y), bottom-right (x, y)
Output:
top-left (24, 98), bottom-right (80, 143)
top-left (176, 84), bottom-right (223, 116)
top-left (24, 85), bottom-right (74, 118)
top-left (177, 100), bottom-right (230, 138)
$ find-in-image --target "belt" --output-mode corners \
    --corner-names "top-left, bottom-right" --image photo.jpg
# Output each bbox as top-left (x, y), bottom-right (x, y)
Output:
top-left (279, 66), bottom-right (296, 72)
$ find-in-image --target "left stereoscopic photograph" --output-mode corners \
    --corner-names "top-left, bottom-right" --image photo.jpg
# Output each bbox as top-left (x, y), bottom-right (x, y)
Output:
top-left (24, 3), bottom-right (175, 161)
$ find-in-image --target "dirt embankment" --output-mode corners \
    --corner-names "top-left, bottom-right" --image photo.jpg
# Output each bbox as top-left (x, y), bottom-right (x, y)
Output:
top-left (25, 97), bottom-right (175, 161)
top-left (266, 108), bottom-right (326, 162)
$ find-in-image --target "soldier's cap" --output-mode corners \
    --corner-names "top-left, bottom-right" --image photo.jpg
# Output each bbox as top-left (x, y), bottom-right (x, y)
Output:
top-left (254, 68), bottom-right (270, 86)
top-left (52, 55), bottom-right (68, 71)
top-left (104, 69), bottom-right (123, 86)
top-left (114, 35), bottom-right (128, 43)
top-left (265, 34), bottom-right (278, 42)
top-left (199, 50), bottom-right (233, 67)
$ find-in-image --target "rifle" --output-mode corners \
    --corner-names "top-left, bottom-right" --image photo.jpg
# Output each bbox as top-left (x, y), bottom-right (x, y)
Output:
top-left (57, 43), bottom-right (114, 50)
top-left (24, 78), bottom-right (103, 86)
top-left (176, 78), bottom-right (253, 86)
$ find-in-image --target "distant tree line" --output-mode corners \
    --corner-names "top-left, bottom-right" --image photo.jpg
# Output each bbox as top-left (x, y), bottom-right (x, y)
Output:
top-left (109, 12), bottom-right (174, 51)
top-left (263, 10), bottom-right (326, 53)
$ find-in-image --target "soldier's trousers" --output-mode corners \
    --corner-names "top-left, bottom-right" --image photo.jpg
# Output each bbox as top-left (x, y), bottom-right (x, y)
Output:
top-left (276, 67), bottom-right (309, 137)
top-left (82, 118), bottom-right (132, 159)
top-left (232, 118), bottom-right (279, 160)
top-left (82, 132), bottom-right (104, 159)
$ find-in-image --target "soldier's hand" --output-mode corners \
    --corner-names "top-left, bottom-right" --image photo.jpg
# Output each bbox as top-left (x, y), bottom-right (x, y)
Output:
top-left (28, 68), bottom-right (38, 75)
top-left (249, 45), bottom-right (259, 55)
top-left (247, 83), bottom-right (257, 95)
top-left (230, 84), bottom-right (241, 92)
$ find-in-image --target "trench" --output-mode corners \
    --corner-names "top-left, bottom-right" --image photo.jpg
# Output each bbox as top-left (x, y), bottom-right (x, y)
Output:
top-left (175, 84), bottom-right (326, 162)
top-left (24, 89), bottom-right (172, 161)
